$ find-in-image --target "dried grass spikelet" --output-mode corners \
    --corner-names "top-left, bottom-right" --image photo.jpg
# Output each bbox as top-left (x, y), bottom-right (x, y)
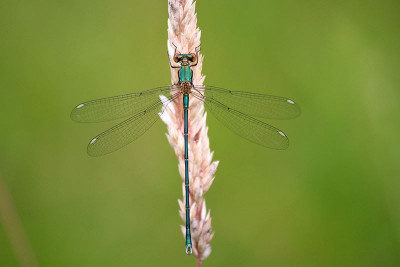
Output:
top-left (160, 0), bottom-right (218, 265)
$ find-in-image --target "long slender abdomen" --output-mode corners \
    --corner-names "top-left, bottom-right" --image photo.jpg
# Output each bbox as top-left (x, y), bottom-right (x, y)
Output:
top-left (183, 93), bottom-right (192, 254)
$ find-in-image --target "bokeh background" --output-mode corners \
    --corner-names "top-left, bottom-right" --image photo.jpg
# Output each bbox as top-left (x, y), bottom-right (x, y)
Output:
top-left (1, 0), bottom-right (400, 266)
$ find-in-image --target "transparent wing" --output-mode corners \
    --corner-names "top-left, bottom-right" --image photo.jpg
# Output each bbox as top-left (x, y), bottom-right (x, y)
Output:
top-left (71, 86), bottom-right (180, 123)
top-left (87, 93), bottom-right (179, 157)
top-left (192, 90), bottom-right (290, 149)
top-left (193, 85), bottom-right (301, 120)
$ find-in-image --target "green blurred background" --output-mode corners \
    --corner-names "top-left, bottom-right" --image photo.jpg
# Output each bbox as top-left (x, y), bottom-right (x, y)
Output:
top-left (1, 0), bottom-right (400, 266)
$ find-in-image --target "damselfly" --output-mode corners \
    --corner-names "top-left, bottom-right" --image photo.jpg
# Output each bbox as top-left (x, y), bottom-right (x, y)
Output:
top-left (71, 45), bottom-right (301, 254)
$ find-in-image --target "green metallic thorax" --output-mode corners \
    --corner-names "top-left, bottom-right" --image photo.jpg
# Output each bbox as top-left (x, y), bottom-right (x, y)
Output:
top-left (178, 65), bottom-right (193, 84)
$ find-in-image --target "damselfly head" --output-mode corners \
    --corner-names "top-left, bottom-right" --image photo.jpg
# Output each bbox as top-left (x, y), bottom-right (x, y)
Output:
top-left (173, 52), bottom-right (196, 66)
top-left (174, 54), bottom-right (190, 66)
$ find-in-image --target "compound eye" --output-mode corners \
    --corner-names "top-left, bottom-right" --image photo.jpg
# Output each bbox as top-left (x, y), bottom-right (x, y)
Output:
top-left (190, 53), bottom-right (197, 62)
top-left (173, 53), bottom-right (180, 63)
